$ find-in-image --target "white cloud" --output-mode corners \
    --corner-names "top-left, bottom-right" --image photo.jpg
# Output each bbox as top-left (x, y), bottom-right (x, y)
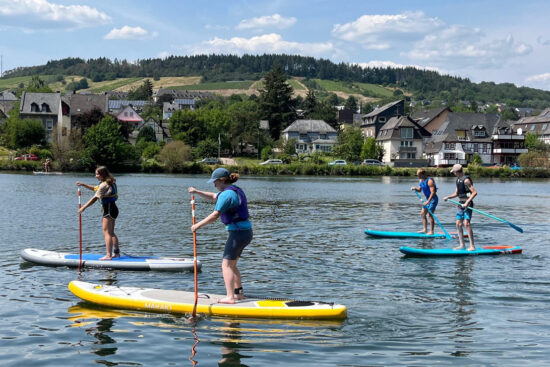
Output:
top-left (537, 36), bottom-right (550, 46)
top-left (332, 11), bottom-right (444, 49)
top-left (526, 73), bottom-right (550, 82)
top-left (405, 26), bottom-right (532, 69)
top-left (189, 33), bottom-right (334, 57)
top-left (236, 14), bottom-right (296, 31)
top-left (0, 0), bottom-right (110, 30)
top-left (157, 51), bottom-right (171, 59)
top-left (104, 26), bottom-right (157, 40)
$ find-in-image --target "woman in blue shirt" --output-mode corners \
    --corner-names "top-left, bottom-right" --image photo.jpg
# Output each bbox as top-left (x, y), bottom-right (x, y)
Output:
top-left (188, 168), bottom-right (253, 304)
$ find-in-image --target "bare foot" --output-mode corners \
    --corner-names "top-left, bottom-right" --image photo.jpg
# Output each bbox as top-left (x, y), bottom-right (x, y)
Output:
top-left (218, 297), bottom-right (236, 304)
top-left (235, 294), bottom-right (245, 301)
top-left (467, 246), bottom-right (476, 251)
top-left (453, 246), bottom-right (465, 250)
top-left (426, 232), bottom-right (434, 235)
top-left (417, 230), bottom-right (427, 233)
top-left (99, 255), bottom-right (112, 260)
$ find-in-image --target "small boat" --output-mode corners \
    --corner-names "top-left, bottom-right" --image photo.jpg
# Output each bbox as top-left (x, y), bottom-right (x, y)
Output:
top-left (33, 171), bottom-right (63, 175)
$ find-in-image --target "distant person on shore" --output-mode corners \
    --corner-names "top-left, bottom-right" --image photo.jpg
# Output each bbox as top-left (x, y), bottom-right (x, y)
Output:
top-left (76, 166), bottom-right (120, 260)
top-left (410, 168), bottom-right (438, 235)
top-left (188, 168), bottom-right (253, 304)
top-left (444, 164), bottom-right (477, 251)
top-left (44, 158), bottom-right (52, 172)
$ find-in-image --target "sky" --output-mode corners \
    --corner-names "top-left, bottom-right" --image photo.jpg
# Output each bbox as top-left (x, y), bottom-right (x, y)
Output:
top-left (1, 0), bottom-right (550, 91)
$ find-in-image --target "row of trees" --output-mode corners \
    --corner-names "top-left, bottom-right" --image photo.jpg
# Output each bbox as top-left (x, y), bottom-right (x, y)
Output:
top-left (5, 54), bottom-right (550, 109)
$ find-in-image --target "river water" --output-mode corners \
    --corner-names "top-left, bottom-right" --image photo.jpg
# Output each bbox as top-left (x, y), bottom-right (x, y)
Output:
top-left (1, 172), bottom-right (549, 366)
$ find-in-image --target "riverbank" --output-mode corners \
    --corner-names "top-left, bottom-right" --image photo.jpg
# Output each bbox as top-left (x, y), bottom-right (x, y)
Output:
top-left (2, 159), bottom-right (549, 178)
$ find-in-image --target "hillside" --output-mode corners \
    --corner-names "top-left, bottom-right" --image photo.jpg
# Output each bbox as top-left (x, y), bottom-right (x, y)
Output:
top-left (2, 54), bottom-right (550, 108)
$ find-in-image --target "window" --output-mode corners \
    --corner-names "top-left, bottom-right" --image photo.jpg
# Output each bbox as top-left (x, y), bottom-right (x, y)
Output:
top-left (400, 140), bottom-right (413, 147)
top-left (41, 103), bottom-right (51, 113)
top-left (300, 134), bottom-right (308, 140)
top-left (320, 134), bottom-right (327, 139)
top-left (474, 130), bottom-right (486, 137)
top-left (400, 127), bottom-right (413, 139)
top-left (543, 124), bottom-right (548, 130)
top-left (444, 143), bottom-right (456, 150)
top-left (530, 125), bottom-right (536, 131)
top-left (31, 103), bottom-right (39, 112)
top-left (444, 153), bottom-right (456, 160)
top-left (46, 119), bottom-right (53, 131)
top-left (379, 117), bottom-right (386, 123)
top-left (457, 130), bottom-right (466, 140)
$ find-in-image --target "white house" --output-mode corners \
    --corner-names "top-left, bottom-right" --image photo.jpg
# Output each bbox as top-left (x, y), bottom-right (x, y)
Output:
top-left (282, 119), bottom-right (338, 153)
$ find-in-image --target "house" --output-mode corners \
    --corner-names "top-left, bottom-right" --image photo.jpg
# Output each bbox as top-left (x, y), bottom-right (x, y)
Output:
top-left (410, 107), bottom-right (452, 130)
top-left (116, 105), bottom-right (143, 131)
top-left (376, 116), bottom-right (430, 167)
top-left (153, 89), bottom-right (213, 103)
top-left (337, 109), bottom-right (354, 126)
top-left (0, 90), bottom-right (17, 123)
top-left (128, 118), bottom-right (171, 145)
top-left (360, 99), bottom-right (404, 138)
top-left (424, 113), bottom-right (501, 167)
top-left (514, 107), bottom-right (534, 118)
top-left (162, 98), bottom-right (196, 120)
top-left (19, 91), bottom-right (62, 142)
top-left (281, 119), bottom-right (338, 154)
top-left (491, 120), bottom-right (527, 166)
top-left (512, 108), bottom-right (550, 145)
top-left (108, 100), bottom-right (147, 114)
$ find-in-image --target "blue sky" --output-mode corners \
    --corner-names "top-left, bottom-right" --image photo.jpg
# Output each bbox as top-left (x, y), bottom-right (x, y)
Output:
top-left (1, 0), bottom-right (550, 90)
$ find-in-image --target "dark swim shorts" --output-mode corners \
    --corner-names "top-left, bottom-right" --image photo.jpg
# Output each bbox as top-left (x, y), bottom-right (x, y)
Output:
top-left (223, 229), bottom-right (253, 260)
top-left (102, 202), bottom-right (119, 219)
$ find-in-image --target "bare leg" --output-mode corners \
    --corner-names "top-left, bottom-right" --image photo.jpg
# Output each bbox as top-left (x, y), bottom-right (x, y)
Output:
top-left (464, 220), bottom-right (475, 251)
top-left (454, 220), bottom-right (466, 250)
top-left (427, 212), bottom-right (435, 235)
top-left (100, 217), bottom-right (116, 260)
top-left (418, 208), bottom-right (427, 233)
top-left (218, 259), bottom-right (240, 304)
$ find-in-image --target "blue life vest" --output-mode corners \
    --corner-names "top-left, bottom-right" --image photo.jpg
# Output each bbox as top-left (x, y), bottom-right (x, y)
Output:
top-left (419, 177), bottom-right (437, 199)
top-left (220, 185), bottom-right (249, 225)
top-left (101, 183), bottom-right (118, 205)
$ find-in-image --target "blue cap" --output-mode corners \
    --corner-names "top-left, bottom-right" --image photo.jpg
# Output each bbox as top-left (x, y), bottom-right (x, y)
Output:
top-left (207, 167), bottom-right (230, 183)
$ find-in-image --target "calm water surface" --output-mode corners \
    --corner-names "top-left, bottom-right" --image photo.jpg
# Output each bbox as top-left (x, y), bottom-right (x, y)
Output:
top-left (1, 172), bottom-right (549, 366)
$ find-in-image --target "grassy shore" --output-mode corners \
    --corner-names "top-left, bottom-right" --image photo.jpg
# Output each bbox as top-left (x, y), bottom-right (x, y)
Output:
top-left (2, 159), bottom-right (548, 178)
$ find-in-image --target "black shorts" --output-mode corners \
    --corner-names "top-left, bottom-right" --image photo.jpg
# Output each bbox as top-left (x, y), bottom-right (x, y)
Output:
top-left (223, 229), bottom-right (253, 260)
top-left (102, 202), bottom-right (119, 219)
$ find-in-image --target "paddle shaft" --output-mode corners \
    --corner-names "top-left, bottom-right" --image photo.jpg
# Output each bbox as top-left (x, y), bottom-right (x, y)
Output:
top-left (78, 188), bottom-right (82, 269)
top-left (447, 198), bottom-right (523, 233)
top-left (191, 194), bottom-right (198, 317)
top-left (415, 190), bottom-right (452, 240)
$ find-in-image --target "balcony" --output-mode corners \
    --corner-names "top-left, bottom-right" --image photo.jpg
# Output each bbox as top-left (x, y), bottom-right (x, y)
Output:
top-left (493, 148), bottom-right (528, 154)
top-left (398, 146), bottom-right (417, 153)
top-left (492, 134), bottom-right (525, 140)
top-left (439, 159), bottom-right (467, 166)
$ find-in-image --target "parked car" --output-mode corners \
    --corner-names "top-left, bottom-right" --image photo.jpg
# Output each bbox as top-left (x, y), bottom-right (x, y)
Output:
top-left (328, 160), bottom-right (347, 166)
top-left (197, 158), bottom-right (221, 165)
top-left (362, 159), bottom-right (384, 166)
top-left (259, 159), bottom-right (283, 165)
top-left (15, 154), bottom-right (39, 161)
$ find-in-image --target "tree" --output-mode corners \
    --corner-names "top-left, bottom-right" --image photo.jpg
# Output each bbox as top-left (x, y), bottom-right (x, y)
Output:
top-left (361, 137), bottom-right (384, 160)
top-left (194, 138), bottom-right (218, 158)
top-left (169, 109), bottom-right (206, 146)
top-left (2, 118), bottom-right (46, 148)
top-left (82, 115), bottom-right (136, 168)
top-left (136, 125), bottom-right (156, 143)
top-left (303, 89), bottom-right (317, 114)
top-left (309, 102), bottom-right (338, 129)
top-left (344, 96), bottom-right (358, 112)
top-left (500, 108), bottom-right (519, 121)
top-left (525, 132), bottom-right (549, 153)
top-left (158, 141), bottom-right (192, 172)
top-left (72, 107), bottom-right (104, 129)
top-left (26, 76), bottom-right (53, 93)
top-left (127, 79), bottom-right (153, 100)
top-left (334, 126), bottom-right (364, 162)
top-left (227, 100), bottom-right (260, 154)
top-left (259, 64), bottom-right (296, 140)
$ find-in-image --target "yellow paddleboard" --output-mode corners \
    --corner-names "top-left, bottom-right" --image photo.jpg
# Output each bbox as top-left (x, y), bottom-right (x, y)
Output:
top-left (69, 281), bottom-right (347, 320)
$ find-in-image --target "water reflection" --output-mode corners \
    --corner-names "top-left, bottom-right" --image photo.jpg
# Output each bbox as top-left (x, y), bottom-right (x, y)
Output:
top-left (450, 257), bottom-right (476, 357)
top-left (218, 322), bottom-right (251, 367)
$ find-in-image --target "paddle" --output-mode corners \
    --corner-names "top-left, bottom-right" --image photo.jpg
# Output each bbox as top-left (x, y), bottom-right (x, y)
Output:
top-left (447, 198), bottom-right (523, 233)
top-left (190, 194), bottom-right (199, 318)
top-left (78, 188), bottom-right (82, 269)
top-left (414, 190), bottom-right (452, 240)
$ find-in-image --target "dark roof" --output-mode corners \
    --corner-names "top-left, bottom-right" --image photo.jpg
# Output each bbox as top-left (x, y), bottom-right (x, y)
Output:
top-left (154, 89), bottom-right (214, 99)
top-left (67, 93), bottom-right (108, 115)
top-left (19, 92), bottom-right (61, 115)
top-left (376, 116), bottom-right (430, 141)
top-left (108, 100), bottom-right (147, 110)
top-left (410, 107), bottom-right (450, 127)
top-left (0, 91), bottom-right (18, 101)
top-left (282, 119), bottom-right (337, 134)
top-left (425, 113), bottom-right (500, 154)
top-left (515, 108), bottom-right (550, 124)
top-left (363, 99), bottom-right (403, 118)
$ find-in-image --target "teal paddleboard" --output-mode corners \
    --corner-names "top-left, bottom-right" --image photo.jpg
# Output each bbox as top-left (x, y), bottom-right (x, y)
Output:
top-left (365, 229), bottom-right (460, 239)
top-left (399, 245), bottom-right (522, 257)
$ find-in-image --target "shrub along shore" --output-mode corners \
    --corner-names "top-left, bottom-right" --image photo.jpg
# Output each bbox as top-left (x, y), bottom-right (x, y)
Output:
top-left (2, 159), bottom-right (549, 179)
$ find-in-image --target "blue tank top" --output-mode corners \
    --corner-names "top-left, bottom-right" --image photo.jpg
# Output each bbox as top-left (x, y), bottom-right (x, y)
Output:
top-left (420, 177), bottom-right (437, 200)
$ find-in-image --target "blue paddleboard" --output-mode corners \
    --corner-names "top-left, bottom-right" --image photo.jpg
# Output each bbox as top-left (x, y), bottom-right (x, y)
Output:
top-left (365, 229), bottom-right (462, 239)
top-left (399, 245), bottom-right (522, 257)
